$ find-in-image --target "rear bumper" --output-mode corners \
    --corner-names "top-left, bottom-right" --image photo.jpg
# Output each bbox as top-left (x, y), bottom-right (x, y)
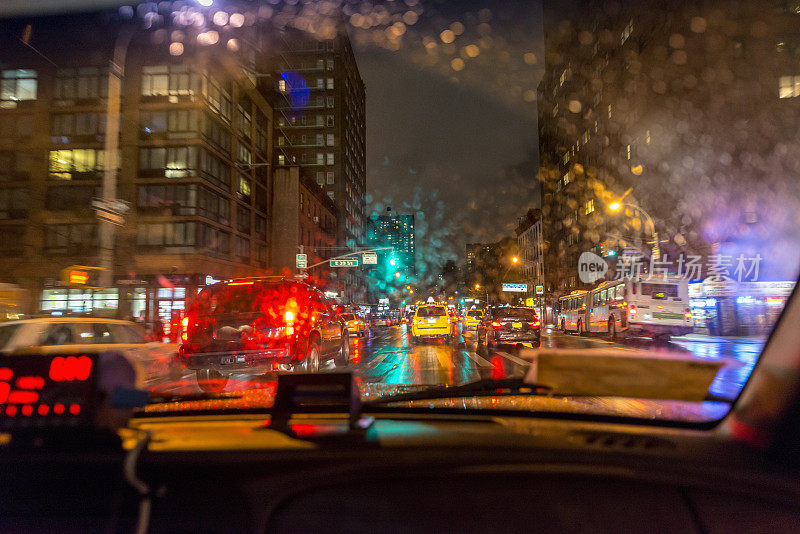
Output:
top-left (179, 347), bottom-right (292, 371)
top-left (412, 327), bottom-right (452, 337)
top-left (493, 331), bottom-right (541, 343)
top-left (628, 323), bottom-right (693, 336)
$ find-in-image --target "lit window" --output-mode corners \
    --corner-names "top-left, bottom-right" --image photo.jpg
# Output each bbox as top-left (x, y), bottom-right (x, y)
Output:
top-left (326, 133), bottom-right (334, 146)
top-left (607, 104), bottom-right (612, 118)
top-left (278, 79), bottom-right (287, 92)
top-left (559, 69), bottom-right (568, 86)
top-left (563, 172), bottom-right (570, 185)
top-left (278, 154), bottom-right (285, 165)
top-left (327, 78), bottom-right (334, 89)
top-left (326, 153), bottom-right (334, 165)
top-left (584, 199), bottom-right (595, 215)
top-left (626, 144), bottom-right (631, 160)
top-left (646, 130), bottom-right (651, 144)
top-left (779, 75), bottom-right (800, 98)
top-left (0, 69), bottom-right (37, 108)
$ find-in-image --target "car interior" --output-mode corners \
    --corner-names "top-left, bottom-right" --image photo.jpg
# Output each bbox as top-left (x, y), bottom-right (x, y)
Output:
top-left (1, 282), bottom-right (799, 533)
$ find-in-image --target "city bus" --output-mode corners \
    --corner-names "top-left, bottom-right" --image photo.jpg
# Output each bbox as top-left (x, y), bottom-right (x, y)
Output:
top-left (560, 277), bottom-right (694, 342)
top-left (557, 290), bottom-right (589, 333)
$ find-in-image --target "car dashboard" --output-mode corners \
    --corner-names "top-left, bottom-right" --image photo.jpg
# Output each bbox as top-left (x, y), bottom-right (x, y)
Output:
top-left (2, 412), bottom-right (799, 533)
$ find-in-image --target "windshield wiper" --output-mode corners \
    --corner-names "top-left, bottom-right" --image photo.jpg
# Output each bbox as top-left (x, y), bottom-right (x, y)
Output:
top-left (365, 378), bottom-right (552, 405)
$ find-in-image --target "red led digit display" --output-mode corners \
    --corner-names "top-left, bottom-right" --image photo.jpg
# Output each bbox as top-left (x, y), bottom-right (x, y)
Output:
top-left (0, 354), bottom-right (97, 430)
top-left (16, 376), bottom-right (45, 390)
top-left (48, 356), bottom-right (93, 382)
top-left (8, 390), bottom-right (39, 404)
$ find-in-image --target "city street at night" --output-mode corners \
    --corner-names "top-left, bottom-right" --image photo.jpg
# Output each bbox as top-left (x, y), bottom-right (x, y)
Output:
top-left (146, 323), bottom-right (760, 404)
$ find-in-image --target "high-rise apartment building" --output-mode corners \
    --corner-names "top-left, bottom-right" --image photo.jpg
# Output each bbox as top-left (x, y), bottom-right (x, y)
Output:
top-left (366, 208), bottom-right (416, 280)
top-left (538, 0), bottom-right (800, 296)
top-left (0, 11), bottom-right (277, 325)
top-left (265, 27), bottom-right (367, 301)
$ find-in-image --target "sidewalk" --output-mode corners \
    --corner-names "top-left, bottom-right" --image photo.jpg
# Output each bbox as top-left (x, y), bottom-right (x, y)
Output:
top-left (671, 334), bottom-right (763, 344)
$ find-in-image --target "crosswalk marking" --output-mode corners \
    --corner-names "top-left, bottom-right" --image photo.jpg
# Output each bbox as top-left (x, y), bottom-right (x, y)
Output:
top-left (495, 351), bottom-right (530, 367)
top-left (465, 351), bottom-right (493, 367)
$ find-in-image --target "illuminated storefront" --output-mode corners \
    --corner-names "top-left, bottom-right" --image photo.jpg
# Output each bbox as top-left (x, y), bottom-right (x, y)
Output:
top-left (689, 280), bottom-right (795, 337)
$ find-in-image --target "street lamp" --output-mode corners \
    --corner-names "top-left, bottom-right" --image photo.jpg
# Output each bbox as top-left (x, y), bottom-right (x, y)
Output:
top-left (512, 256), bottom-right (519, 264)
top-left (607, 200), bottom-right (661, 260)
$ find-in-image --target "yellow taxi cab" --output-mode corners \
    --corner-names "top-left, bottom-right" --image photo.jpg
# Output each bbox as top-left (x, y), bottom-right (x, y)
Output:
top-left (411, 304), bottom-right (453, 343)
top-left (463, 309), bottom-right (484, 329)
top-left (340, 312), bottom-right (367, 337)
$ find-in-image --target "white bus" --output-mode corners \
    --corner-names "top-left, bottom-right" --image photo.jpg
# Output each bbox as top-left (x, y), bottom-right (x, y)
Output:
top-left (557, 290), bottom-right (589, 334)
top-left (560, 277), bottom-right (694, 342)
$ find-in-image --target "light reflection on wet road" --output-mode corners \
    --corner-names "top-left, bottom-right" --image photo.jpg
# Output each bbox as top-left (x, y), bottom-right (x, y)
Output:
top-left (147, 323), bottom-right (761, 402)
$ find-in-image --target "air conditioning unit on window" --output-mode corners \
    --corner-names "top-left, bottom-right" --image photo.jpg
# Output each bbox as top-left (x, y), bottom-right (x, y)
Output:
top-left (313, 216), bottom-right (319, 223)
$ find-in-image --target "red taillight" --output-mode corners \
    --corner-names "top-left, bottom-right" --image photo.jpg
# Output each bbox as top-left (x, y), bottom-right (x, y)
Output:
top-left (285, 310), bottom-right (295, 336)
top-left (530, 319), bottom-right (541, 328)
top-left (491, 321), bottom-right (503, 328)
top-left (180, 316), bottom-right (190, 343)
top-left (685, 308), bottom-right (692, 319)
top-left (629, 305), bottom-right (637, 315)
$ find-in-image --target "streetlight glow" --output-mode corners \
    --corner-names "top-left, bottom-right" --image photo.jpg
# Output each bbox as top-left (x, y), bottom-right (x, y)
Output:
top-left (474, 284), bottom-right (480, 290)
top-left (196, 0), bottom-right (213, 6)
top-left (512, 256), bottom-right (519, 264)
top-left (608, 201), bottom-right (621, 212)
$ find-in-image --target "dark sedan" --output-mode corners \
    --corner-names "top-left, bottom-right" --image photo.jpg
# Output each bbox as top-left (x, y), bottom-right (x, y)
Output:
top-left (477, 307), bottom-right (541, 351)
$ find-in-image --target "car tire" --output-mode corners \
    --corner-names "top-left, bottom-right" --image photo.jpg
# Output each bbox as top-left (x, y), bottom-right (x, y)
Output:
top-left (196, 369), bottom-right (227, 393)
top-left (300, 342), bottom-right (321, 373)
top-left (336, 333), bottom-right (350, 367)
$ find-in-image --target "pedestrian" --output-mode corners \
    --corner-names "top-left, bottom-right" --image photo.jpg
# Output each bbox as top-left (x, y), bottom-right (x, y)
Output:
top-left (153, 318), bottom-right (165, 343)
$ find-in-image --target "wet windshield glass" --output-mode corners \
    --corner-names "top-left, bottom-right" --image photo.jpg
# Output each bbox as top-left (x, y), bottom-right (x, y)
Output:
top-left (0, 0), bottom-right (798, 424)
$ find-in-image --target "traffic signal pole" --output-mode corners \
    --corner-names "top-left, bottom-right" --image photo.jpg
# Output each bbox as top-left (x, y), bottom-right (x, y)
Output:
top-left (98, 25), bottom-right (135, 289)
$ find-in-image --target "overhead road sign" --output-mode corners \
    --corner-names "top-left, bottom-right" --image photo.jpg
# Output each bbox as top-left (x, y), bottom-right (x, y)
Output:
top-left (501, 283), bottom-right (528, 293)
top-left (331, 259), bottom-right (359, 267)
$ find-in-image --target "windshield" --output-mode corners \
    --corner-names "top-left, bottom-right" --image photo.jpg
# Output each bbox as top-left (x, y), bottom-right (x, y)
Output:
top-left (417, 306), bottom-right (447, 317)
top-left (1, 0), bottom-right (798, 426)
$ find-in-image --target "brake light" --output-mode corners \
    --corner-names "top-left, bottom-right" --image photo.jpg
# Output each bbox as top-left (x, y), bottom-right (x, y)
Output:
top-left (685, 308), bottom-right (692, 319)
top-left (629, 305), bottom-right (637, 315)
top-left (530, 319), bottom-right (541, 328)
top-left (491, 321), bottom-right (503, 328)
top-left (180, 316), bottom-right (189, 343)
top-left (285, 310), bottom-right (295, 335)
top-left (228, 281), bottom-right (254, 286)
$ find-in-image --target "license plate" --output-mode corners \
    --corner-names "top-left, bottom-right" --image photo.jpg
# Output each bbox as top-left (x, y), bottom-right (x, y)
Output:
top-left (220, 355), bottom-right (235, 364)
top-left (428, 318), bottom-right (436, 324)
top-left (512, 322), bottom-right (523, 328)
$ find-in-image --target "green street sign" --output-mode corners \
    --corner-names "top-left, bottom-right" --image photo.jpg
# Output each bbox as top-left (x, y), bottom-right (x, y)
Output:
top-left (330, 259), bottom-right (359, 267)
top-left (296, 253), bottom-right (307, 268)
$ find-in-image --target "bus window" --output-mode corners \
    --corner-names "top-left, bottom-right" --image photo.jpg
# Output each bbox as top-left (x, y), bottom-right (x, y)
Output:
top-left (641, 283), bottom-right (679, 299)
top-left (600, 289), bottom-right (607, 303)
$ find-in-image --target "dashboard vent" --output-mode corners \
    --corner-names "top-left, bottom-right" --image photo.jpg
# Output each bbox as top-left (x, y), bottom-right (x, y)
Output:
top-left (575, 431), bottom-right (677, 451)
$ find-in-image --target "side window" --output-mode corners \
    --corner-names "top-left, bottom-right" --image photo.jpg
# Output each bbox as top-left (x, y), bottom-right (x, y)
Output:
top-left (73, 323), bottom-right (98, 343)
top-left (123, 325), bottom-right (147, 344)
top-left (41, 324), bottom-right (75, 346)
top-left (93, 323), bottom-right (117, 343)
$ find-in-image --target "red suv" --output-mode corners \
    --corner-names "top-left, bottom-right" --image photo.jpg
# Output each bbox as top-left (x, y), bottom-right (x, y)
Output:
top-left (178, 277), bottom-right (350, 391)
